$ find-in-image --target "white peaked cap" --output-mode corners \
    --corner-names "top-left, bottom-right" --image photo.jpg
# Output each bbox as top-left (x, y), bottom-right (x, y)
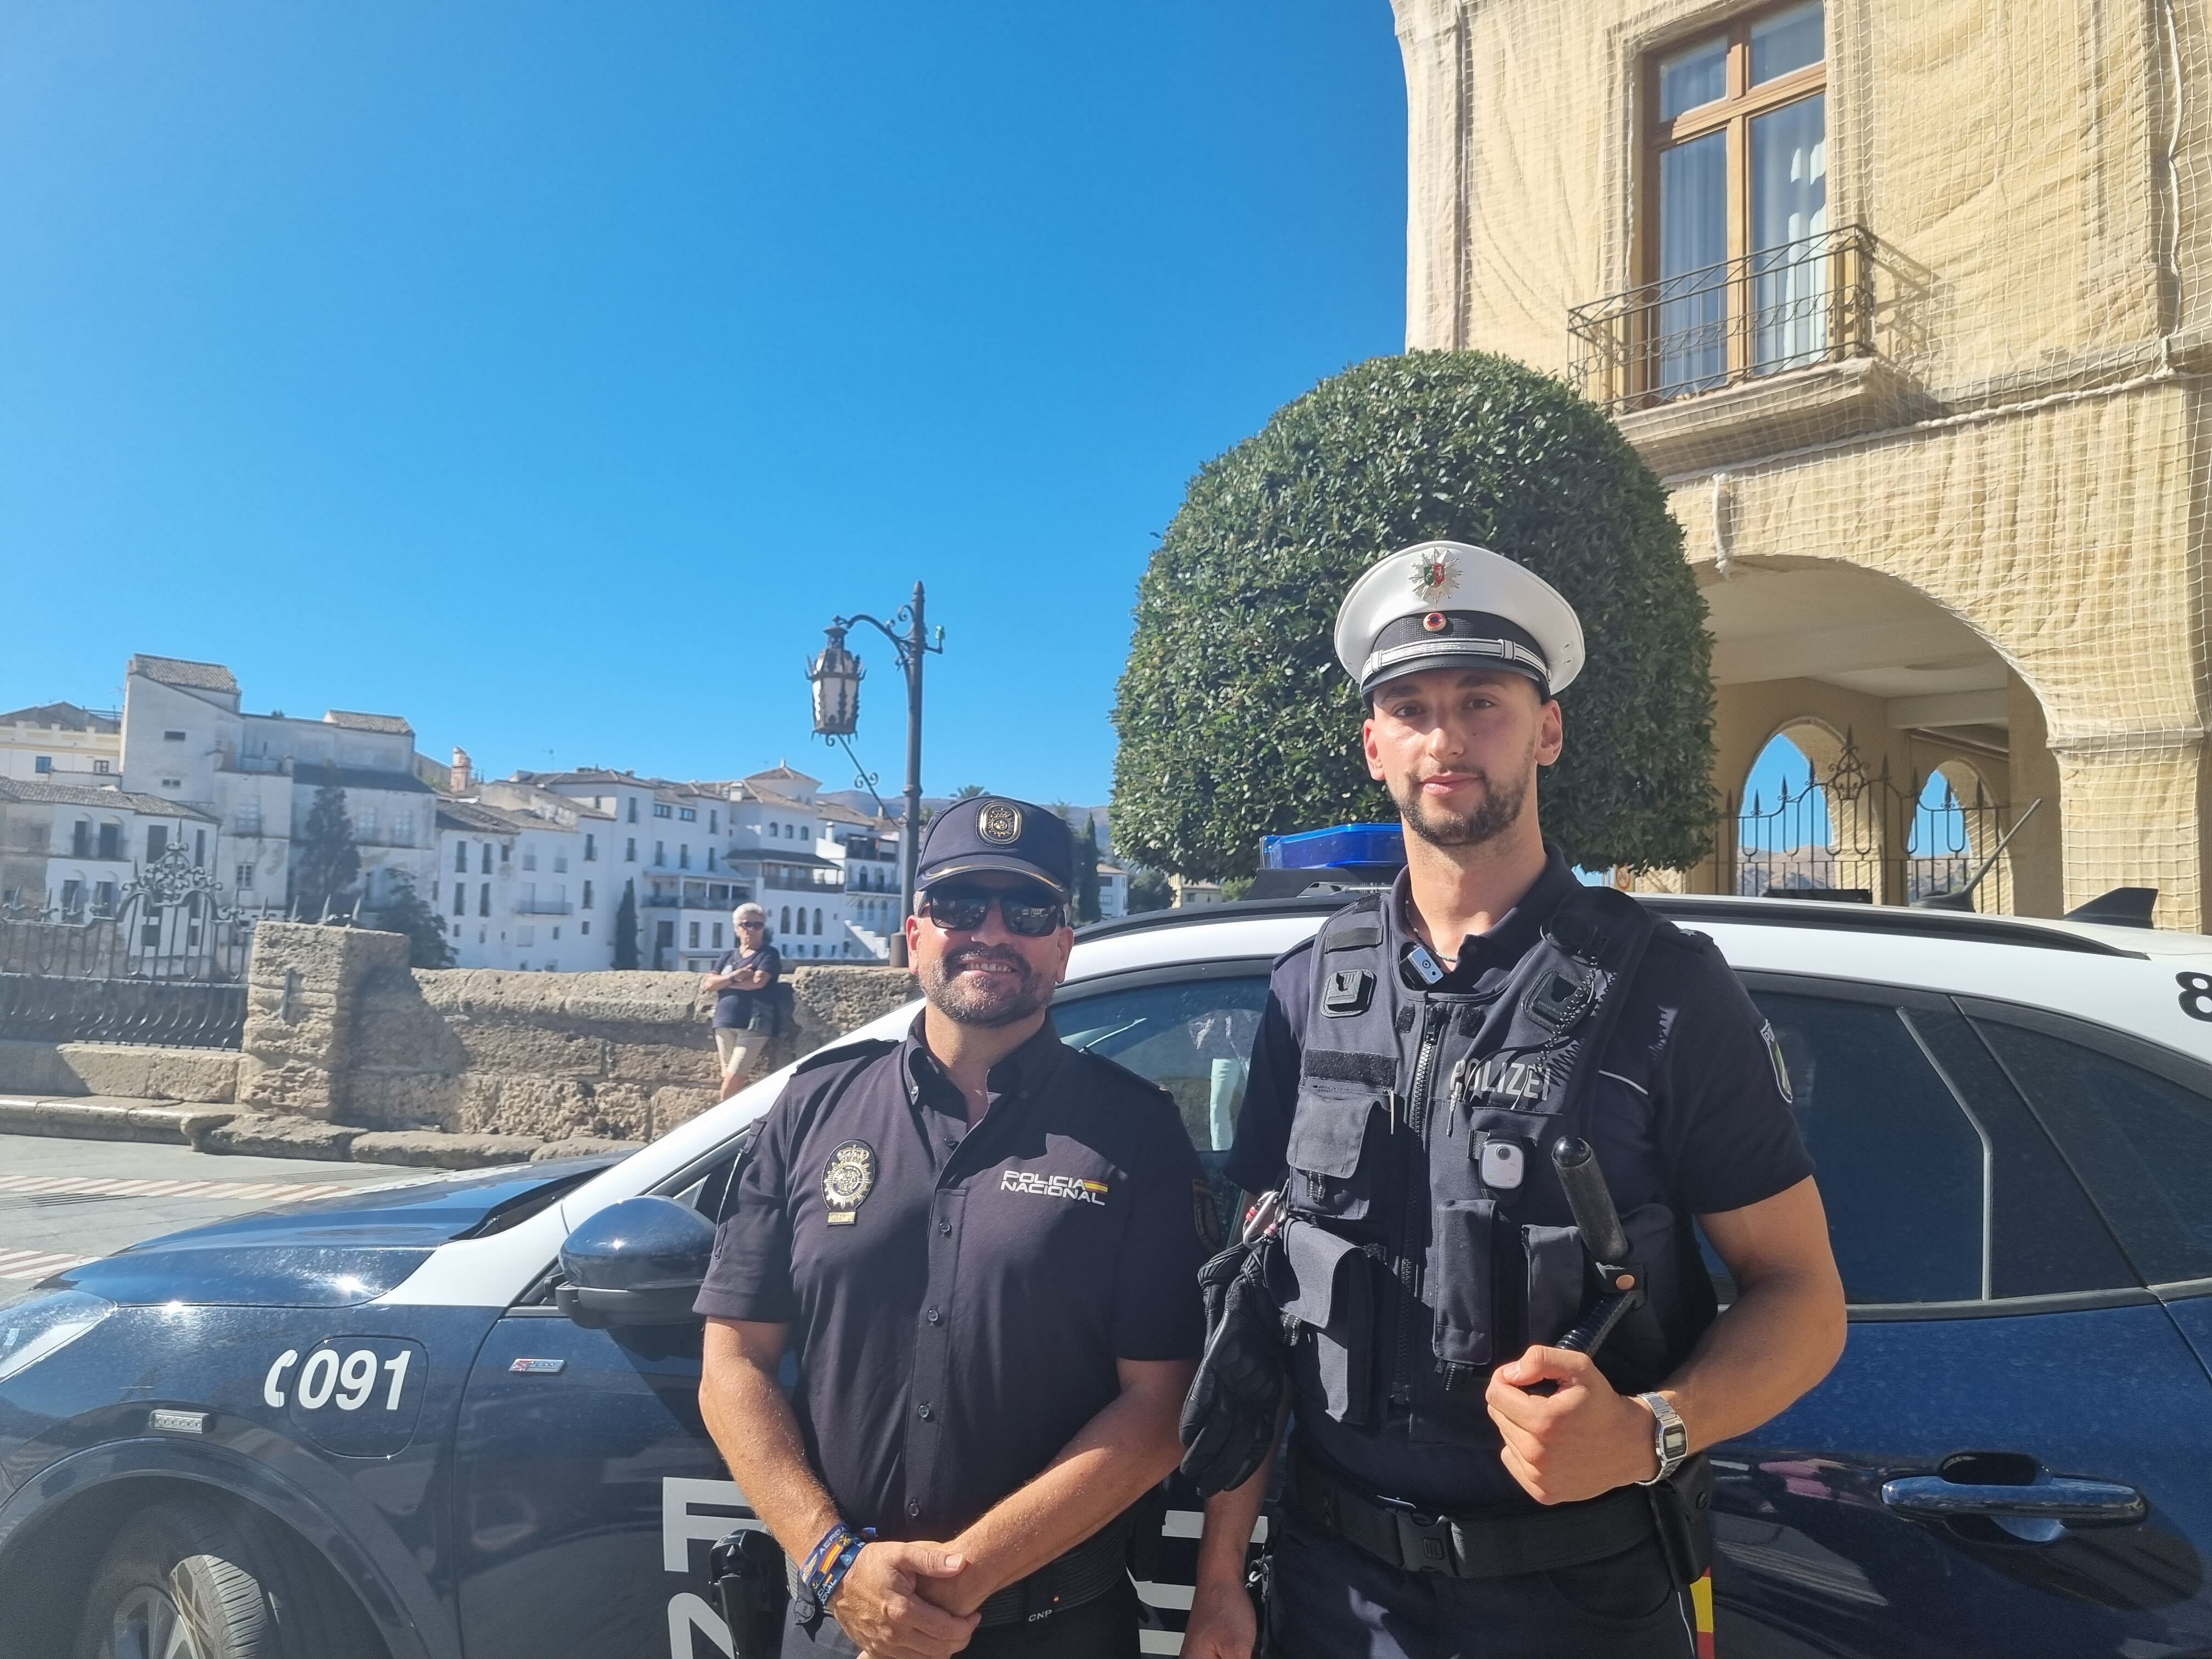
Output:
top-left (1333, 541), bottom-right (1585, 697)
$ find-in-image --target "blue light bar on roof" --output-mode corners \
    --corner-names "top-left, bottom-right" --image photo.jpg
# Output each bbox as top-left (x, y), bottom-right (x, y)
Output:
top-left (1262, 823), bottom-right (1405, 870)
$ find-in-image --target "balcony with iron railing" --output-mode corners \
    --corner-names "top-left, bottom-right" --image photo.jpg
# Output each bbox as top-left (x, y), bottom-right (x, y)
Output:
top-left (1568, 225), bottom-right (1876, 417)
top-left (512, 898), bottom-right (572, 915)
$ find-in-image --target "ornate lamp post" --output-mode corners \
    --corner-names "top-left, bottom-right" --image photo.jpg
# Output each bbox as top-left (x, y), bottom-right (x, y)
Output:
top-left (807, 580), bottom-right (944, 966)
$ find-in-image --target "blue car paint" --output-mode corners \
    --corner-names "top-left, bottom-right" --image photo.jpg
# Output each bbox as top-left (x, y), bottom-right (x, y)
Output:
top-left (0, 1167), bottom-right (610, 1659)
top-left (449, 1313), bottom-right (726, 1659)
top-left (1713, 1296), bottom-right (2212, 1658)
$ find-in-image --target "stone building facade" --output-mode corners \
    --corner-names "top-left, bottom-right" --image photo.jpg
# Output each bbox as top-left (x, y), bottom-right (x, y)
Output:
top-left (1390, 0), bottom-right (2212, 924)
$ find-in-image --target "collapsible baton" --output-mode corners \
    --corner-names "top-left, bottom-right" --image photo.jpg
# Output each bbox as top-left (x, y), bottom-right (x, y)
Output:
top-left (708, 1528), bottom-right (789, 1659)
top-left (1550, 1135), bottom-right (1645, 1361)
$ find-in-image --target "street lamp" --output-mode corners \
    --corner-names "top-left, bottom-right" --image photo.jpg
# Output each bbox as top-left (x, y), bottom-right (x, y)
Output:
top-left (807, 581), bottom-right (944, 967)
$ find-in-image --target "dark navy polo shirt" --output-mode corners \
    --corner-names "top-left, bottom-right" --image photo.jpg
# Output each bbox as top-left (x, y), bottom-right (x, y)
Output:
top-left (695, 1014), bottom-right (1210, 1540)
top-left (1224, 847), bottom-right (1814, 1515)
top-left (712, 945), bottom-right (782, 1030)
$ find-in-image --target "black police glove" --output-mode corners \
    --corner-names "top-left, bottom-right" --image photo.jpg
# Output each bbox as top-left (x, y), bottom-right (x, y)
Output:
top-left (1178, 1236), bottom-right (1289, 1498)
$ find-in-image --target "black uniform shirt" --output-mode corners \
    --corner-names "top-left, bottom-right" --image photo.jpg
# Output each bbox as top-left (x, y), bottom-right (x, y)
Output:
top-left (695, 1014), bottom-right (1210, 1539)
top-left (1224, 848), bottom-right (1814, 1514)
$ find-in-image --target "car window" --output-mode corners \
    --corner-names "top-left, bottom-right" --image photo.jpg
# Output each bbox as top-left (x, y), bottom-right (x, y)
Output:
top-left (1751, 991), bottom-right (1985, 1304)
top-left (1973, 1017), bottom-right (2212, 1286)
top-left (1905, 1007), bottom-right (2135, 1297)
top-left (1055, 974), bottom-right (1272, 1159)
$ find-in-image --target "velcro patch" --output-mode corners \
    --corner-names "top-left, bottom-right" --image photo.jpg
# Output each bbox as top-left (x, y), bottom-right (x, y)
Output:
top-left (1302, 1049), bottom-right (1396, 1089)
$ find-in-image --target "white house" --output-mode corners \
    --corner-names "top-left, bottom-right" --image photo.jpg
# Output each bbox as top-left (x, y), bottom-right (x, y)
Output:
top-left (0, 778), bottom-right (219, 922)
top-left (116, 656), bottom-right (437, 919)
top-left (433, 788), bottom-right (611, 972)
top-left (0, 703), bottom-right (121, 785)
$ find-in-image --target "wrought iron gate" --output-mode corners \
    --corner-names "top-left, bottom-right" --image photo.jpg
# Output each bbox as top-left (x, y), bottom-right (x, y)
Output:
top-left (1716, 735), bottom-right (2022, 912)
top-left (0, 845), bottom-right (262, 1048)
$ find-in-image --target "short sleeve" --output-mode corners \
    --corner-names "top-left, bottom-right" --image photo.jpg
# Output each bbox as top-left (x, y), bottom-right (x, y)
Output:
top-left (1655, 945), bottom-right (1816, 1218)
top-left (1107, 1103), bottom-right (1210, 1361)
top-left (1223, 949), bottom-right (1310, 1195)
top-left (760, 947), bottom-right (783, 984)
top-left (693, 1093), bottom-right (799, 1322)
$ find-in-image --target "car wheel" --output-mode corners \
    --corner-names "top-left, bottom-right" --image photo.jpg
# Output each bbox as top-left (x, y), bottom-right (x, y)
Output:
top-left (74, 1500), bottom-right (281, 1659)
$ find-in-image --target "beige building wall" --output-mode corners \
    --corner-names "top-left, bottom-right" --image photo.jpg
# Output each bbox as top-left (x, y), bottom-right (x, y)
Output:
top-left (1392, 0), bottom-right (2212, 928)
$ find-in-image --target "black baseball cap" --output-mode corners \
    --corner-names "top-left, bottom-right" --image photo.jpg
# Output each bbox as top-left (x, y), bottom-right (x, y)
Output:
top-left (915, 796), bottom-right (1075, 899)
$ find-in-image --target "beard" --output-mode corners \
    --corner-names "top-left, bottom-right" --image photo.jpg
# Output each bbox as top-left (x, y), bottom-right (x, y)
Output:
top-left (920, 943), bottom-right (1053, 1028)
top-left (1390, 746), bottom-right (1536, 850)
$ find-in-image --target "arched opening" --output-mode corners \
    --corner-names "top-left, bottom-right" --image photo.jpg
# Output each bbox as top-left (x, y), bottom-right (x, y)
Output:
top-left (1698, 557), bottom-right (2061, 913)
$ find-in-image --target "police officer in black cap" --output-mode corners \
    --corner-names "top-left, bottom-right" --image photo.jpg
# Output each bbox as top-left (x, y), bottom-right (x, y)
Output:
top-left (697, 795), bottom-right (1213, 1658)
top-left (1180, 544), bottom-right (1847, 1659)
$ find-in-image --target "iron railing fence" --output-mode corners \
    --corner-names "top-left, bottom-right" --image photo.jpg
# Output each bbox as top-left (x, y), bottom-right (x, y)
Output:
top-left (1703, 733), bottom-right (2023, 912)
top-left (0, 972), bottom-right (246, 1048)
top-left (1568, 225), bottom-right (1876, 415)
top-left (0, 845), bottom-right (271, 1047)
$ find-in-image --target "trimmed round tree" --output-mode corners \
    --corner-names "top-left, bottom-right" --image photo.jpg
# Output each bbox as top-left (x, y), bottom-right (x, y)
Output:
top-left (1110, 351), bottom-right (1713, 879)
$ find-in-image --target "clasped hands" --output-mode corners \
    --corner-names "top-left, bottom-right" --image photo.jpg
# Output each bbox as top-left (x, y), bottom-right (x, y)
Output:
top-left (825, 1539), bottom-right (986, 1659)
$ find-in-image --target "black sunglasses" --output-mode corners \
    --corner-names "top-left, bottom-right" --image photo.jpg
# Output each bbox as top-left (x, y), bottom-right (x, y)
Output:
top-left (919, 884), bottom-right (1066, 938)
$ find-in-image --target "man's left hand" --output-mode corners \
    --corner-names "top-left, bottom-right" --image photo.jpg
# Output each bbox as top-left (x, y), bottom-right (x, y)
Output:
top-left (1486, 1346), bottom-right (1661, 1505)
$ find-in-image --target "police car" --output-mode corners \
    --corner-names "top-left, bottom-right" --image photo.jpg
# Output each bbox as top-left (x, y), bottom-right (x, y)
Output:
top-left (4, 874), bottom-right (2212, 1659)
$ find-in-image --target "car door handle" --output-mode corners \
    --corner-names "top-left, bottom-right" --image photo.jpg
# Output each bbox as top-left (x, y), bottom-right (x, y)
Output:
top-left (1880, 1475), bottom-right (2147, 1527)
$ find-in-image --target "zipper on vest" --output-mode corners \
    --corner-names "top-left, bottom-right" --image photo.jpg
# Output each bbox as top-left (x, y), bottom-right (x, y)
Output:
top-left (1390, 999), bottom-right (1449, 1404)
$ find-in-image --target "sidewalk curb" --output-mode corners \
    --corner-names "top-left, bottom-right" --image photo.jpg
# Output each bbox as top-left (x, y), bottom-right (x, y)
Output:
top-left (0, 1097), bottom-right (237, 1146)
top-left (2, 1099), bottom-right (633, 1172)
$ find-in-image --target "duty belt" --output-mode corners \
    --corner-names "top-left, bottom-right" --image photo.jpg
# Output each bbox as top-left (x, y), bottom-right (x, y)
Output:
top-left (1288, 1451), bottom-right (1658, 1580)
top-left (973, 1510), bottom-right (1131, 1628)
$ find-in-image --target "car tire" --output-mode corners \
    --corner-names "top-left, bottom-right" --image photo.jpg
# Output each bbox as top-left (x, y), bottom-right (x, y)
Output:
top-left (72, 1498), bottom-right (383, 1659)
top-left (74, 1500), bottom-right (281, 1659)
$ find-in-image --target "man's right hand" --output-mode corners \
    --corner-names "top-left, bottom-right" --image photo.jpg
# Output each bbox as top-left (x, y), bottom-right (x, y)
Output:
top-left (826, 1541), bottom-right (979, 1659)
top-left (1179, 1572), bottom-right (1258, 1659)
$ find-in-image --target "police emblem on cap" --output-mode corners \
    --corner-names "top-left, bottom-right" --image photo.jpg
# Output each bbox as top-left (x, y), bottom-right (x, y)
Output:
top-left (822, 1140), bottom-right (876, 1225)
top-left (977, 800), bottom-right (1023, 844)
top-left (1409, 549), bottom-right (1459, 603)
top-left (1422, 611), bottom-right (1447, 632)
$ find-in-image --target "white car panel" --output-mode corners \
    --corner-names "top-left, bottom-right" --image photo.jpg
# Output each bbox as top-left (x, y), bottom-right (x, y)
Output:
top-left (377, 898), bottom-right (2212, 1308)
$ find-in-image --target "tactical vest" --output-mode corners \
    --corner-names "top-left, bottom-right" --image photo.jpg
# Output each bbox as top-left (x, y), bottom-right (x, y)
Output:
top-left (1272, 883), bottom-right (1709, 1449)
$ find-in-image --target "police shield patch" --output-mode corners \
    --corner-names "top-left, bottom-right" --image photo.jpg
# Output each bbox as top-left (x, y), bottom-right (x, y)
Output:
top-left (821, 1140), bottom-right (877, 1225)
top-left (1760, 1020), bottom-right (1795, 1105)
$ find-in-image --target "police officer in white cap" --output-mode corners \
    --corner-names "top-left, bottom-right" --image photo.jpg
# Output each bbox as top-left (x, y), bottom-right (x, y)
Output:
top-left (1179, 543), bottom-right (1846, 1659)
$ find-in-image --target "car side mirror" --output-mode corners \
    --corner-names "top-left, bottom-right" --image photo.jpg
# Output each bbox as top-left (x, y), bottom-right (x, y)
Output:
top-left (556, 1197), bottom-right (718, 1329)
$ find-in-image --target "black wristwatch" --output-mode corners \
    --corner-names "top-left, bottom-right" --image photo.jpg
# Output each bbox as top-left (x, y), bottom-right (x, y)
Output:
top-left (1635, 1392), bottom-right (1689, 1484)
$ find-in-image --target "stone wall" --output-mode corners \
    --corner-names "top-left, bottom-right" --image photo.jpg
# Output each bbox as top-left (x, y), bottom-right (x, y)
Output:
top-left (241, 923), bottom-right (915, 1141)
top-left (0, 1038), bottom-right (238, 1103)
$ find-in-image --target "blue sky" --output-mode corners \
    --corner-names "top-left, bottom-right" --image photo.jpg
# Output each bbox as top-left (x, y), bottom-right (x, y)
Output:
top-left (0, 3), bottom-right (1407, 807)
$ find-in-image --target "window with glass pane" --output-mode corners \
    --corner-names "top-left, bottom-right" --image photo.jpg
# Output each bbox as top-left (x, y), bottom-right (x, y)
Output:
top-left (1056, 975), bottom-right (1271, 1157)
top-left (1645, 3), bottom-right (1826, 397)
top-left (1057, 973), bottom-right (1273, 1245)
top-left (1751, 991), bottom-right (1984, 1302)
top-left (1974, 1018), bottom-right (2212, 1285)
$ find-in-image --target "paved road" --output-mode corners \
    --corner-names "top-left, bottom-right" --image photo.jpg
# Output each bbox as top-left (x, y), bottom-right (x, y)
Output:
top-left (0, 1128), bottom-right (404, 1287)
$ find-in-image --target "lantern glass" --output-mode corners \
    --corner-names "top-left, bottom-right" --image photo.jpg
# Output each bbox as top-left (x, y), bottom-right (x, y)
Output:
top-left (808, 632), bottom-right (864, 737)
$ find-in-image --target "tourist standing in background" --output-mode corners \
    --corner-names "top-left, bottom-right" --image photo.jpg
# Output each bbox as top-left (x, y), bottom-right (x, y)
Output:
top-left (705, 902), bottom-right (781, 1100)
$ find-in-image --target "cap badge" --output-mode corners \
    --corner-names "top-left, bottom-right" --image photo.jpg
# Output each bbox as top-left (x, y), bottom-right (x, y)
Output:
top-left (822, 1139), bottom-right (877, 1225)
top-left (1408, 549), bottom-right (1460, 604)
top-left (1422, 611), bottom-right (1448, 632)
top-left (978, 800), bottom-right (1023, 845)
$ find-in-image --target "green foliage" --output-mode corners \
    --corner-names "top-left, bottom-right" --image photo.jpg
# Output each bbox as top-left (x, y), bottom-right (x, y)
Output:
top-left (1126, 868), bottom-right (1172, 913)
top-left (1072, 815), bottom-right (1103, 925)
top-left (1111, 352), bottom-right (1714, 879)
top-left (375, 871), bottom-right (456, 968)
top-left (613, 882), bottom-right (640, 970)
top-left (292, 784), bottom-right (360, 921)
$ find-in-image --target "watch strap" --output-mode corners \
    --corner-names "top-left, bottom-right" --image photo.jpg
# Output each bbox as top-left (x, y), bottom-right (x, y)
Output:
top-left (1635, 1391), bottom-right (1689, 1485)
